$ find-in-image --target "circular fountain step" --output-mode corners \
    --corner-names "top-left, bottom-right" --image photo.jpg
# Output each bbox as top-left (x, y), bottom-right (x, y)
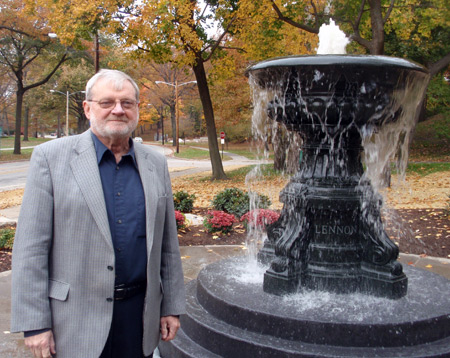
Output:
top-left (159, 257), bottom-right (450, 358)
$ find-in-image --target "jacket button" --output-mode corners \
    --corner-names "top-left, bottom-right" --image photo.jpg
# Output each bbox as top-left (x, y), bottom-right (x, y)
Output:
top-left (107, 266), bottom-right (113, 271)
top-left (106, 297), bottom-right (113, 302)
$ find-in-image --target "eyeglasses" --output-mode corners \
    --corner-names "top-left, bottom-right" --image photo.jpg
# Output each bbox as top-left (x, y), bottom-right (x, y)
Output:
top-left (87, 99), bottom-right (139, 110)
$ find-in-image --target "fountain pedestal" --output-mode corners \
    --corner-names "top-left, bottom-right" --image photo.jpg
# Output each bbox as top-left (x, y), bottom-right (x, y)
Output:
top-left (250, 55), bottom-right (429, 299)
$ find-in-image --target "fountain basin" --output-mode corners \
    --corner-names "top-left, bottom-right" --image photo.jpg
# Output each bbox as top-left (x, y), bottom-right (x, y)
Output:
top-left (159, 257), bottom-right (450, 357)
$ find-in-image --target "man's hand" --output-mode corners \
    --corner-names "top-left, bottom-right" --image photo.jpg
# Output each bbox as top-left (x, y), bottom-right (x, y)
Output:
top-left (160, 315), bottom-right (180, 342)
top-left (24, 330), bottom-right (56, 358)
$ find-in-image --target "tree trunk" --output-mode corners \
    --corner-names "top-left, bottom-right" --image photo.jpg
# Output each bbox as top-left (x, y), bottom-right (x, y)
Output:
top-left (14, 88), bottom-right (24, 154)
top-left (23, 106), bottom-right (29, 141)
top-left (368, 0), bottom-right (385, 54)
top-left (4, 108), bottom-right (10, 135)
top-left (192, 58), bottom-right (227, 180)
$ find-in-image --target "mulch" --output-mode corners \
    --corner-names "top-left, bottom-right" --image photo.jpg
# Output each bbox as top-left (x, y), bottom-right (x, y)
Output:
top-left (1, 208), bottom-right (449, 273)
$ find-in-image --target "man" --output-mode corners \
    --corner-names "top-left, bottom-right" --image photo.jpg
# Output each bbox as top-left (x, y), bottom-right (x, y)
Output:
top-left (11, 69), bottom-right (186, 358)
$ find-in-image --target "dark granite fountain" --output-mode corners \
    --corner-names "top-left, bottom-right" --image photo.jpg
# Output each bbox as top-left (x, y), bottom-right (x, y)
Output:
top-left (159, 56), bottom-right (450, 358)
top-left (252, 55), bottom-right (427, 299)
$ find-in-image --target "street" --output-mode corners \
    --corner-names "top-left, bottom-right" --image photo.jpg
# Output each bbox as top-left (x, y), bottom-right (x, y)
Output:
top-left (0, 143), bottom-right (261, 191)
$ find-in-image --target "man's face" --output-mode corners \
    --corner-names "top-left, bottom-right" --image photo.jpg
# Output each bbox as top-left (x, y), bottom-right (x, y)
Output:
top-left (83, 78), bottom-right (139, 140)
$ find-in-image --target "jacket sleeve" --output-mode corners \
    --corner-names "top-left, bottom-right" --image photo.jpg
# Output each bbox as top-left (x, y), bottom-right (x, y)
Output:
top-left (159, 158), bottom-right (186, 317)
top-left (11, 146), bottom-right (54, 333)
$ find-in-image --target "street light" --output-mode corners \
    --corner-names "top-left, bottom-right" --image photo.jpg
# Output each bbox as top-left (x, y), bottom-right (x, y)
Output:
top-left (50, 90), bottom-right (86, 136)
top-left (155, 80), bottom-right (197, 153)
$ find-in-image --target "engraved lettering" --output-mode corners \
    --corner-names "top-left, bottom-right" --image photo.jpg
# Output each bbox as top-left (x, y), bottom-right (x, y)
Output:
top-left (314, 225), bottom-right (358, 235)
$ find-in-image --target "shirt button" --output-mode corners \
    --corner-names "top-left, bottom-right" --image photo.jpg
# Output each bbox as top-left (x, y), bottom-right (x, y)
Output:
top-left (116, 166), bottom-right (119, 170)
top-left (106, 297), bottom-right (113, 302)
top-left (107, 266), bottom-right (114, 271)
top-left (117, 192), bottom-right (121, 196)
top-left (117, 219), bottom-right (122, 224)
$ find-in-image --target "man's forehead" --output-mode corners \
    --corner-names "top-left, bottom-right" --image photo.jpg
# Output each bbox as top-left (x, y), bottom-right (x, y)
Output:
top-left (93, 77), bottom-right (134, 93)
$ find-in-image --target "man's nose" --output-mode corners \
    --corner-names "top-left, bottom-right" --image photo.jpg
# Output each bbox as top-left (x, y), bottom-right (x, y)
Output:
top-left (111, 101), bottom-right (126, 113)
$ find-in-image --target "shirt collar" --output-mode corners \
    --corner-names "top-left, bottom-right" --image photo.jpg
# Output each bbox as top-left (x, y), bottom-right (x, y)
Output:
top-left (91, 132), bottom-right (137, 166)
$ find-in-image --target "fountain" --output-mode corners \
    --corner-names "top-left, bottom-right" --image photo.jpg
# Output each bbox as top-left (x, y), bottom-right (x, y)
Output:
top-left (252, 54), bottom-right (425, 299)
top-left (159, 24), bottom-right (450, 358)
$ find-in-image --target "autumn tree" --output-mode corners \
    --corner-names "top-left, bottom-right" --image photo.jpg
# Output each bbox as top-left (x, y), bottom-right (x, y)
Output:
top-left (135, 62), bottom-right (197, 146)
top-left (117, 0), bottom-right (246, 179)
top-left (253, 0), bottom-right (450, 82)
top-left (0, 0), bottom-right (69, 153)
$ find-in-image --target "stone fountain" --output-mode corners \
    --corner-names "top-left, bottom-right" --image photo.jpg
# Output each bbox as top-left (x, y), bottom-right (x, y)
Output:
top-left (253, 55), bottom-right (425, 299)
top-left (159, 55), bottom-right (450, 358)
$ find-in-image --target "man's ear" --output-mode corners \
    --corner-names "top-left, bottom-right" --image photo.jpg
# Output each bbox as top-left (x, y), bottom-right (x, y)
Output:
top-left (83, 101), bottom-right (91, 119)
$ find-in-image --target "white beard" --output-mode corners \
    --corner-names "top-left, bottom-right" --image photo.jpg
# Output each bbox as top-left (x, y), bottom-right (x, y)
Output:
top-left (89, 113), bottom-right (138, 140)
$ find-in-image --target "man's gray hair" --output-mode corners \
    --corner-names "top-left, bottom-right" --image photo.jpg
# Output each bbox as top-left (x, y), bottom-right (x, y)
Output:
top-left (85, 69), bottom-right (140, 101)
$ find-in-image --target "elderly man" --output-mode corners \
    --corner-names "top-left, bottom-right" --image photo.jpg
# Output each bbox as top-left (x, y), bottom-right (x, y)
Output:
top-left (11, 69), bottom-right (186, 358)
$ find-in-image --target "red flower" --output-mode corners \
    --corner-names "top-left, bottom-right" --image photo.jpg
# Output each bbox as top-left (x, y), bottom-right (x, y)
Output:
top-left (240, 209), bottom-right (280, 229)
top-left (174, 210), bottom-right (186, 230)
top-left (203, 210), bottom-right (236, 234)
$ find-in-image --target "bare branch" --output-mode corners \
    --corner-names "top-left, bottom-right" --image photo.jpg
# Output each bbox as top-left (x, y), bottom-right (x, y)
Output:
top-left (270, 0), bottom-right (320, 34)
top-left (354, 0), bottom-right (367, 33)
top-left (428, 52), bottom-right (450, 77)
top-left (204, 15), bottom-right (237, 62)
top-left (23, 53), bottom-right (69, 92)
top-left (0, 26), bottom-right (35, 38)
top-left (348, 33), bottom-right (372, 50)
top-left (383, 0), bottom-right (396, 24)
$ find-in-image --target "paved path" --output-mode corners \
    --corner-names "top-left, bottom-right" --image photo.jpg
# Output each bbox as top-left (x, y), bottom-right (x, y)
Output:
top-left (0, 143), bottom-right (262, 191)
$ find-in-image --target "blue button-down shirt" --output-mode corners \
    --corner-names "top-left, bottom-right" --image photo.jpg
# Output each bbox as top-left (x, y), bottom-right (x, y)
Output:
top-left (92, 133), bottom-right (147, 286)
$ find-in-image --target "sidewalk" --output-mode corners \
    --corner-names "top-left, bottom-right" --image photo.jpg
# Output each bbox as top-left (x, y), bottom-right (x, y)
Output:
top-left (1, 209), bottom-right (449, 357)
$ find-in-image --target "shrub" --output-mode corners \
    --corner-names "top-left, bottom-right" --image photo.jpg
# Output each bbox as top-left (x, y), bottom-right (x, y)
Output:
top-left (240, 209), bottom-right (280, 230)
top-left (0, 227), bottom-right (15, 250)
top-left (203, 210), bottom-right (236, 234)
top-left (211, 188), bottom-right (271, 218)
top-left (174, 210), bottom-right (186, 230)
top-left (173, 190), bottom-right (196, 213)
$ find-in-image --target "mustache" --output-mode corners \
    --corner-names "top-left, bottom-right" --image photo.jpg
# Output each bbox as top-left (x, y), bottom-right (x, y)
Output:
top-left (105, 117), bottom-right (128, 122)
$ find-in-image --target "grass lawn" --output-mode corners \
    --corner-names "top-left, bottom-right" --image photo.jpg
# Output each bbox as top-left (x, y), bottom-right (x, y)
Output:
top-left (0, 149), bottom-right (34, 162)
top-left (0, 136), bottom-right (52, 149)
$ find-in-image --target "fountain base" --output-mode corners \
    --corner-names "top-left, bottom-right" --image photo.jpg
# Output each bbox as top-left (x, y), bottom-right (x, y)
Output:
top-left (159, 257), bottom-right (450, 358)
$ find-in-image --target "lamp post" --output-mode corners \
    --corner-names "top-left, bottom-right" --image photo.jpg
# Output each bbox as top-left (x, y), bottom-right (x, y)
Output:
top-left (50, 90), bottom-right (85, 136)
top-left (155, 80), bottom-right (197, 153)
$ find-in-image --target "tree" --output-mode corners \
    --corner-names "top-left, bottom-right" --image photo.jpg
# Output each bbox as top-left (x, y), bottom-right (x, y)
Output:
top-left (262, 0), bottom-right (449, 77)
top-left (136, 62), bottom-right (197, 146)
top-left (118, 0), bottom-right (242, 179)
top-left (0, 0), bottom-right (68, 153)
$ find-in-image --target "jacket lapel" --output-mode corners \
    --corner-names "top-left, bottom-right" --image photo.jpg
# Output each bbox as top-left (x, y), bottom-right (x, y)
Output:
top-left (134, 145), bottom-right (157, 251)
top-left (70, 130), bottom-right (113, 249)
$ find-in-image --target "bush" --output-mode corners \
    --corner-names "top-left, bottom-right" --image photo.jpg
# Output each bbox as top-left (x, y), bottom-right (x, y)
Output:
top-left (173, 190), bottom-right (196, 213)
top-left (174, 211), bottom-right (186, 230)
top-left (203, 210), bottom-right (236, 234)
top-left (240, 209), bottom-right (280, 230)
top-left (0, 227), bottom-right (15, 250)
top-left (211, 187), bottom-right (271, 218)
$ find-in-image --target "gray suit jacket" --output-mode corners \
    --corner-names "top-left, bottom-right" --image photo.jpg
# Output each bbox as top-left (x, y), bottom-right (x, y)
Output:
top-left (11, 130), bottom-right (186, 358)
